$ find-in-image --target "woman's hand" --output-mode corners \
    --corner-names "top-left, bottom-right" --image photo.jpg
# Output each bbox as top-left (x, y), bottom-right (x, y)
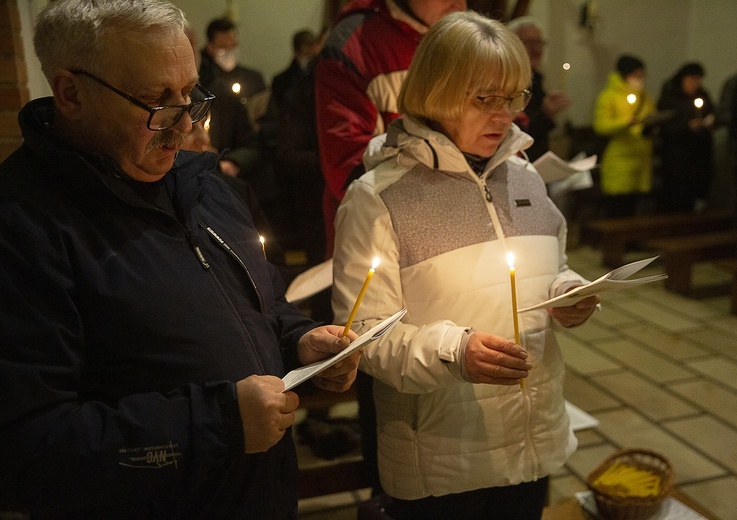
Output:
top-left (549, 295), bottom-right (600, 328)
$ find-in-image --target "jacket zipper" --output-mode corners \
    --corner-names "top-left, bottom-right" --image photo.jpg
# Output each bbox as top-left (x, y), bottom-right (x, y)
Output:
top-left (476, 173), bottom-right (541, 480)
top-left (185, 227), bottom-right (211, 270)
top-left (200, 222), bottom-right (265, 313)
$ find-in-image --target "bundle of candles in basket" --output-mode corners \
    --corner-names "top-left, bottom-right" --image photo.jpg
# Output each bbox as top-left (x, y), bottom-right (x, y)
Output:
top-left (591, 461), bottom-right (661, 498)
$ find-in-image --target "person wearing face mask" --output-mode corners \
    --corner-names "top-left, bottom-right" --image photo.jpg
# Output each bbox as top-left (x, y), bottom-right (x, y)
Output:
top-left (593, 55), bottom-right (657, 218)
top-left (656, 62), bottom-right (715, 214)
top-left (198, 18), bottom-right (288, 250)
top-left (332, 12), bottom-right (599, 519)
top-left (198, 17), bottom-right (266, 153)
top-left (199, 18), bottom-right (266, 100)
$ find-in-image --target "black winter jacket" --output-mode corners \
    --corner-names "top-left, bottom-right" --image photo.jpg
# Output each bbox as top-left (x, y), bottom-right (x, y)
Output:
top-left (0, 98), bottom-right (315, 518)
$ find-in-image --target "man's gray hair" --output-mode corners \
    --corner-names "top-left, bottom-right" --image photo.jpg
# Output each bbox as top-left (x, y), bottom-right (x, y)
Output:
top-left (34, 0), bottom-right (186, 82)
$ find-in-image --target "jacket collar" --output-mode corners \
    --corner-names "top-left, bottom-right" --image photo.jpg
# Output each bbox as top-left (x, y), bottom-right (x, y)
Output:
top-left (364, 115), bottom-right (533, 179)
top-left (17, 97), bottom-right (219, 211)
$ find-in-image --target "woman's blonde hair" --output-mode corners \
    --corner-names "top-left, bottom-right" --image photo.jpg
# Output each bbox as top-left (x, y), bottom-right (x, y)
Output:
top-left (398, 11), bottom-right (531, 122)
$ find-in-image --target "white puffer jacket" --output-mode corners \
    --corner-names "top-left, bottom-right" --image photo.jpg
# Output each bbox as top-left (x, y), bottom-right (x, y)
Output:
top-left (332, 116), bottom-right (587, 500)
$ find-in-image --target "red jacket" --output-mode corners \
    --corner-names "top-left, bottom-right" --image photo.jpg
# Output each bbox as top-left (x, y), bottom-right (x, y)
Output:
top-left (315, 0), bottom-right (424, 249)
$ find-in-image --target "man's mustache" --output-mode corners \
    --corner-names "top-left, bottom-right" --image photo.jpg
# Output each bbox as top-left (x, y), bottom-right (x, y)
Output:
top-left (146, 129), bottom-right (186, 153)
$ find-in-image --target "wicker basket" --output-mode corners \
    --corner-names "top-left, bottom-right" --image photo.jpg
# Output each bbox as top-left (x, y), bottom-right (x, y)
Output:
top-left (586, 448), bottom-right (674, 520)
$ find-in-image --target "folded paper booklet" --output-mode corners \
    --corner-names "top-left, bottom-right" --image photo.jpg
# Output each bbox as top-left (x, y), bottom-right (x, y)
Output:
top-left (282, 308), bottom-right (407, 391)
top-left (532, 151), bottom-right (598, 184)
top-left (518, 256), bottom-right (667, 313)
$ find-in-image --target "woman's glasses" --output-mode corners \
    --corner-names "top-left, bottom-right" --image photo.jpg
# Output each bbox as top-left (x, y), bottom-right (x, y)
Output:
top-left (474, 89), bottom-right (532, 115)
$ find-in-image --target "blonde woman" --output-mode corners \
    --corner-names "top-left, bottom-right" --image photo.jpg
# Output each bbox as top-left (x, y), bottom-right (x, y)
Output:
top-left (332, 11), bottom-right (598, 520)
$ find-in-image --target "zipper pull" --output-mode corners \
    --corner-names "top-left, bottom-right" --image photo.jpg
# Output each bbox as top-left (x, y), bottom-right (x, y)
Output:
top-left (484, 183), bottom-right (493, 202)
top-left (187, 230), bottom-right (210, 270)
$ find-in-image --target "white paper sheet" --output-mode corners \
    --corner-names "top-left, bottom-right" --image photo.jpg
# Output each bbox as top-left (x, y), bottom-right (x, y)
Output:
top-left (565, 401), bottom-right (599, 431)
top-left (281, 308), bottom-right (407, 391)
top-left (519, 256), bottom-right (668, 312)
top-left (285, 259), bottom-right (333, 303)
top-left (576, 491), bottom-right (708, 520)
top-left (533, 151), bottom-right (598, 184)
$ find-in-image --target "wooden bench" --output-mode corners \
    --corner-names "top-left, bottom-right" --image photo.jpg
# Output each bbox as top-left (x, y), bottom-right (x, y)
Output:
top-left (296, 385), bottom-right (373, 499)
top-left (583, 210), bottom-right (734, 268)
top-left (644, 229), bottom-right (737, 295)
top-left (715, 258), bottom-right (737, 314)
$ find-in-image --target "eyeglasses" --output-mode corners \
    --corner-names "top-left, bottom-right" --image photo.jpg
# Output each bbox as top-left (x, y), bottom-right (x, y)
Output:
top-left (474, 89), bottom-right (532, 115)
top-left (69, 69), bottom-right (215, 131)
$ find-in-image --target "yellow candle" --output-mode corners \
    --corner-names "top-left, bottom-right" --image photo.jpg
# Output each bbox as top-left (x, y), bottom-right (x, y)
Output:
top-left (259, 235), bottom-right (266, 258)
top-left (342, 257), bottom-right (380, 337)
top-left (507, 252), bottom-right (524, 389)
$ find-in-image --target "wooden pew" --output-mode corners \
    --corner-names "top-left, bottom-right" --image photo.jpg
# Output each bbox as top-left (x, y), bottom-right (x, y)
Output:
top-left (582, 210), bottom-right (734, 268)
top-left (644, 230), bottom-right (737, 295)
top-left (296, 385), bottom-right (373, 499)
top-left (715, 258), bottom-right (737, 315)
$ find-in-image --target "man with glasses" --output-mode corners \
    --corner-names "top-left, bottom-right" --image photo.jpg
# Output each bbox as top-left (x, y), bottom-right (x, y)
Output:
top-left (0, 1), bottom-right (360, 518)
top-left (508, 16), bottom-right (571, 162)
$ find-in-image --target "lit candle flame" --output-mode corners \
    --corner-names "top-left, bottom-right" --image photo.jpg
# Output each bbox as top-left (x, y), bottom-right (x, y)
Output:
top-left (371, 256), bottom-right (381, 270)
top-left (203, 114), bottom-right (211, 132)
top-left (694, 97), bottom-right (704, 109)
top-left (562, 62), bottom-right (571, 71)
top-left (627, 94), bottom-right (637, 105)
top-left (259, 235), bottom-right (266, 258)
top-left (507, 252), bottom-right (515, 269)
top-left (231, 82), bottom-right (242, 95)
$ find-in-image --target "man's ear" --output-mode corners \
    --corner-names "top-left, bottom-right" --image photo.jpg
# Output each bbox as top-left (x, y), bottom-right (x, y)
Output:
top-left (51, 70), bottom-right (84, 121)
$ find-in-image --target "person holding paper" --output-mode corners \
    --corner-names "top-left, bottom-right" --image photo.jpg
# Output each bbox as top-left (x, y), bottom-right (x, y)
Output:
top-left (0, 1), bottom-right (359, 517)
top-left (593, 55), bottom-right (656, 218)
top-left (332, 12), bottom-right (598, 520)
top-left (656, 62), bottom-right (715, 214)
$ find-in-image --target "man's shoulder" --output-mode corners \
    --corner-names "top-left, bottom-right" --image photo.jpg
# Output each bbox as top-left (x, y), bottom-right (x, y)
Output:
top-left (327, 0), bottom-right (415, 52)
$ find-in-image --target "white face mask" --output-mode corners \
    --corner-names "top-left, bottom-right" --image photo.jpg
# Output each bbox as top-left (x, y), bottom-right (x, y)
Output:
top-left (627, 77), bottom-right (644, 92)
top-left (213, 48), bottom-right (239, 73)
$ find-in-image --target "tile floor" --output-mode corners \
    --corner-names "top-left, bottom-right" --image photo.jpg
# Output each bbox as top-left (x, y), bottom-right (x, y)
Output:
top-left (295, 243), bottom-right (737, 520)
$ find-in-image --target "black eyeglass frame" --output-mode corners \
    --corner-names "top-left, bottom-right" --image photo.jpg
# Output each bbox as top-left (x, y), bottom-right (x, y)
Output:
top-left (474, 89), bottom-right (532, 115)
top-left (69, 69), bottom-right (215, 131)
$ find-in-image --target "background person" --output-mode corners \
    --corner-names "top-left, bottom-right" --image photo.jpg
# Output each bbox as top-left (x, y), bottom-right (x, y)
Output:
top-left (314, 0), bottom-right (467, 495)
top-left (656, 62), bottom-right (715, 214)
top-left (507, 16), bottom-right (571, 162)
top-left (0, 1), bottom-right (359, 517)
top-left (593, 54), bottom-right (656, 218)
top-left (332, 11), bottom-right (598, 520)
